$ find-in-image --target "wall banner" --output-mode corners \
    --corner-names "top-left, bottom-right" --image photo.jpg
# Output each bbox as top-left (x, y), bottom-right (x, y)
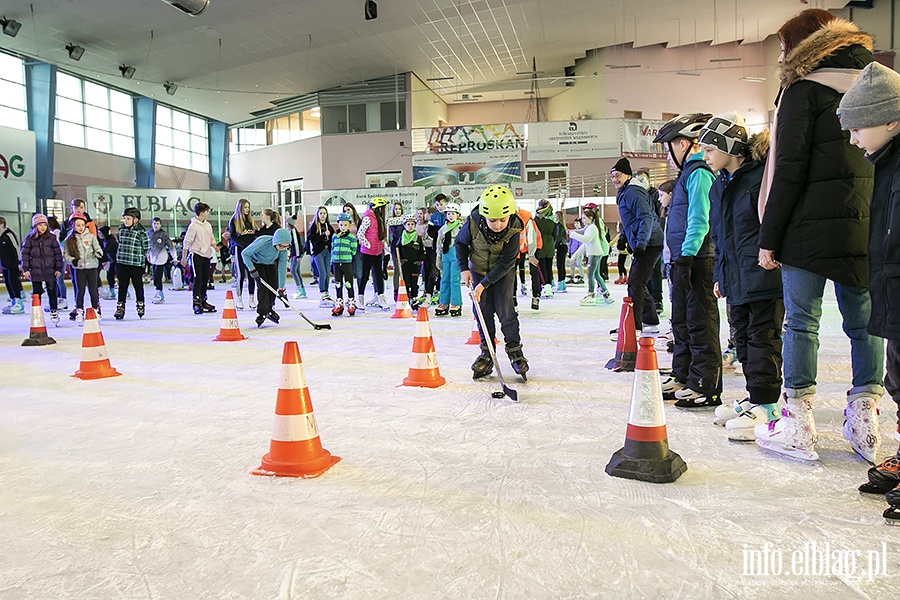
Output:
top-left (621, 119), bottom-right (668, 159)
top-left (0, 125), bottom-right (37, 212)
top-left (426, 123), bottom-right (525, 153)
top-left (412, 152), bottom-right (522, 187)
top-left (85, 186), bottom-right (272, 221)
top-left (526, 120), bottom-right (620, 159)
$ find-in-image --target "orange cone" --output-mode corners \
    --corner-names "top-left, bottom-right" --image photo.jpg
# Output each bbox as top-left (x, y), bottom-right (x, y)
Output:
top-left (21, 294), bottom-right (56, 346)
top-left (605, 296), bottom-right (637, 372)
top-left (251, 341), bottom-right (341, 478)
top-left (606, 336), bottom-right (686, 483)
top-left (72, 308), bottom-right (122, 380)
top-left (465, 316), bottom-right (497, 345)
top-left (391, 278), bottom-right (414, 319)
top-left (402, 307), bottom-right (446, 388)
top-left (213, 291), bottom-right (247, 341)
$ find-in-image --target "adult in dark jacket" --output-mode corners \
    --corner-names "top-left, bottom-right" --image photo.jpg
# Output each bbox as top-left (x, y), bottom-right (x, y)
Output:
top-left (757, 11), bottom-right (883, 462)
top-left (611, 157), bottom-right (664, 335)
top-left (0, 216), bottom-right (23, 313)
top-left (702, 113), bottom-right (784, 441)
top-left (531, 199), bottom-right (557, 309)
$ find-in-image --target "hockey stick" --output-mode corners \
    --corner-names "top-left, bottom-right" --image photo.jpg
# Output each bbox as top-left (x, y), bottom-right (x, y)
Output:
top-left (257, 277), bottom-right (332, 330)
top-left (468, 284), bottom-right (517, 402)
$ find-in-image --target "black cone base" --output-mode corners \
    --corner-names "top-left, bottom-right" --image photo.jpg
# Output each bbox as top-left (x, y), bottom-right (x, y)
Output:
top-left (22, 334), bottom-right (57, 347)
top-left (605, 448), bottom-right (687, 483)
top-left (604, 351), bottom-right (635, 372)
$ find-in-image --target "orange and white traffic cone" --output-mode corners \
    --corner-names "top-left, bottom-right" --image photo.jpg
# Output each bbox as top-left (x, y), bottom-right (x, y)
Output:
top-left (391, 278), bottom-right (414, 319)
top-left (72, 308), bottom-right (122, 380)
top-left (605, 336), bottom-right (686, 483)
top-left (213, 291), bottom-right (247, 341)
top-left (605, 297), bottom-right (637, 372)
top-left (465, 316), bottom-right (498, 346)
top-left (251, 341), bottom-right (340, 478)
top-left (402, 307), bottom-right (446, 388)
top-left (21, 294), bottom-right (56, 346)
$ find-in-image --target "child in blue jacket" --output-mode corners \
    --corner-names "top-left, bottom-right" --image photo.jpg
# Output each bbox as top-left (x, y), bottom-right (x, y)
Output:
top-left (242, 228), bottom-right (290, 327)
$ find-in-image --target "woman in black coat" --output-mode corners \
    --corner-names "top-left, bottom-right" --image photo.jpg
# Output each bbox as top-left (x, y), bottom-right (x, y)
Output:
top-left (757, 10), bottom-right (884, 463)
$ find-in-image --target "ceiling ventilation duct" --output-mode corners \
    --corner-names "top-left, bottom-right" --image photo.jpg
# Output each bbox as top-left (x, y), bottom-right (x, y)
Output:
top-left (161, 0), bottom-right (209, 16)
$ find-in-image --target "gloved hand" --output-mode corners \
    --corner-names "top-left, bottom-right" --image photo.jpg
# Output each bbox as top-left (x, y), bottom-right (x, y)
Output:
top-left (674, 254), bottom-right (693, 285)
top-left (71, 258), bottom-right (78, 267)
top-left (277, 288), bottom-right (286, 299)
top-left (249, 269), bottom-right (260, 279)
top-left (631, 246), bottom-right (645, 258)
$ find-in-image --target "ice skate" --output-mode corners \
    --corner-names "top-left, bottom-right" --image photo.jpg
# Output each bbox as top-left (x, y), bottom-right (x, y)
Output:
top-left (722, 344), bottom-right (737, 368)
top-left (556, 281), bottom-right (567, 293)
top-left (725, 403), bottom-right (778, 441)
top-left (1, 299), bottom-right (14, 314)
top-left (519, 283), bottom-right (527, 296)
top-left (193, 300), bottom-right (203, 315)
top-left (292, 288), bottom-right (307, 300)
top-left (235, 293), bottom-right (244, 310)
top-left (377, 294), bottom-right (391, 311)
top-left (734, 361), bottom-right (744, 376)
top-left (609, 328), bottom-right (618, 341)
top-left (449, 306), bottom-right (462, 317)
top-left (136, 301), bottom-right (145, 319)
top-left (859, 445), bottom-right (900, 495)
top-left (75, 308), bottom-right (84, 326)
top-left (332, 302), bottom-right (344, 317)
top-left (50, 309), bottom-right (59, 326)
top-left (114, 301), bottom-right (125, 320)
top-left (673, 387), bottom-right (721, 409)
top-left (429, 295), bottom-right (439, 306)
top-left (714, 397), bottom-right (752, 426)
top-left (320, 293), bottom-right (335, 308)
top-left (660, 376), bottom-right (684, 400)
top-left (600, 292), bottom-right (615, 305)
top-left (58, 298), bottom-right (68, 310)
top-left (506, 343), bottom-right (529, 381)
top-left (541, 283), bottom-right (554, 299)
top-left (101, 286), bottom-right (115, 300)
top-left (884, 488), bottom-right (900, 525)
top-left (8, 298), bottom-right (24, 314)
top-left (580, 294), bottom-right (597, 307)
top-left (366, 295), bottom-right (380, 309)
top-left (642, 323), bottom-right (660, 335)
top-left (266, 309), bottom-right (280, 324)
top-left (565, 276), bottom-right (574, 285)
top-left (471, 345), bottom-right (494, 380)
top-left (249, 292), bottom-right (257, 308)
top-left (347, 298), bottom-right (357, 316)
top-left (202, 300), bottom-right (216, 313)
top-left (68, 309), bottom-right (78, 321)
top-left (255, 313), bottom-right (266, 328)
top-left (842, 390), bottom-right (882, 464)
top-left (755, 394), bottom-right (819, 461)
top-left (435, 305), bottom-right (449, 316)
top-left (573, 275), bottom-right (584, 285)
top-left (151, 290), bottom-right (165, 304)
top-left (531, 297), bottom-right (539, 311)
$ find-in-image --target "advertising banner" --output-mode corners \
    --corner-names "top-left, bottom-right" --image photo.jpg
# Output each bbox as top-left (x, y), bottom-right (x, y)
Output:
top-left (622, 119), bottom-right (668, 159)
top-left (315, 187), bottom-right (426, 213)
top-left (527, 120), bottom-right (620, 159)
top-left (412, 152), bottom-right (522, 187)
top-left (426, 123), bottom-right (525, 154)
top-left (0, 125), bottom-right (36, 212)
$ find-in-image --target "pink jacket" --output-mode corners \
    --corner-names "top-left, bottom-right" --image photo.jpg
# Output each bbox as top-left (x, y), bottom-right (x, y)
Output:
top-left (357, 210), bottom-right (384, 256)
top-left (184, 217), bottom-right (215, 259)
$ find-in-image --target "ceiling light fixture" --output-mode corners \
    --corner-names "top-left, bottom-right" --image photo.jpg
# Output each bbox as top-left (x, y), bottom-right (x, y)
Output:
top-left (119, 65), bottom-right (136, 79)
top-left (164, 81), bottom-right (178, 95)
top-left (0, 17), bottom-right (21, 38)
top-left (709, 57), bottom-right (742, 63)
top-left (605, 64), bottom-right (642, 69)
top-left (66, 44), bottom-right (85, 61)
top-left (676, 70), bottom-right (701, 77)
top-left (426, 76), bottom-right (455, 81)
top-left (162, 0), bottom-right (209, 16)
top-left (516, 70), bottom-right (545, 75)
top-left (739, 76), bottom-right (767, 82)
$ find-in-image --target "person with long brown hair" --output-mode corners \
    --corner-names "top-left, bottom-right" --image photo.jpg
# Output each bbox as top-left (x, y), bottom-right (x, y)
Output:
top-left (357, 197), bottom-right (389, 309)
top-left (756, 9), bottom-right (883, 462)
top-left (307, 205), bottom-right (334, 306)
top-left (228, 198), bottom-right (257, 310)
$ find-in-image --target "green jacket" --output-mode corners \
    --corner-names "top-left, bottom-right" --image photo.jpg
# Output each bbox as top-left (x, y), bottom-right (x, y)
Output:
top-left (534, 216), bottom-right (557, 259)
top-left (330, 231), bottom-right (359, 264)
top-left (116, 222), bottom-right (150, 267)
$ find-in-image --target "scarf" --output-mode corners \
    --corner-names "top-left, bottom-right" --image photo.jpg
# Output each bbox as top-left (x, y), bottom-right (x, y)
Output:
top-left (401, 230), bottom-right (418, 246)
top-left (441, 219), bottom-right (461, 254)
top-left (476, 214), bottom-right (506, 245)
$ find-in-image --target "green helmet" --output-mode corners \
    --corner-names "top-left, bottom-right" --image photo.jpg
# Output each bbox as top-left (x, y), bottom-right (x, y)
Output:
top-left (369, 197), bottom-right (388, 208)
top-left (478, 185), bottom-right (515, 219)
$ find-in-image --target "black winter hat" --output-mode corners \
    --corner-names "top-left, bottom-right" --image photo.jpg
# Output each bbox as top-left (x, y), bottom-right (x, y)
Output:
top-left (611, 157), bottom-right (632, 176)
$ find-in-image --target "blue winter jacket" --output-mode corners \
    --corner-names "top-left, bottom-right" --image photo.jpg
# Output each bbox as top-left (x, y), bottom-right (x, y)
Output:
top-left (242, 229), bottom-right (290, 290)
top-left (616, 179), bottom-right (663, 252)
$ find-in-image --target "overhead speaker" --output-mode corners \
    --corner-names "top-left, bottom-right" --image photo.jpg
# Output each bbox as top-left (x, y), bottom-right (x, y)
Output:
top-left (1, 17), bottom-right (22, 38)
top-left (365, 0), bottom-right (377, 20)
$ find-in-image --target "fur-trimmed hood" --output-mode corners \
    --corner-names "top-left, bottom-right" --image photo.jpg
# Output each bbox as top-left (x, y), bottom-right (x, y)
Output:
top-left (748, 130), bottom-right (770, 163)
top-left (779, 18), bottom-right (873, 87)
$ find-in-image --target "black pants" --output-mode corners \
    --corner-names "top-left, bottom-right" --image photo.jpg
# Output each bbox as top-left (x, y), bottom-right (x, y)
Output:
top-left (472, 268), bottom-right (519, 347)
top-left (192, 255), bottom-right (211, 302)
top-left (517, 254), bottom-right (527, 285)
top-left (618, 254), bottom-right (628, 278)
top-left (627, 246), bottom-right (663, 330)
top-left (234, 247), bottom-right (256, 296)
top-left (3, 267), bottom-right (22, 299)
top-left (730, 298), bottom-right (784, 405)
top-left (401, 261), bottom-right (420, 300)
top-left (117, 264), bottom-right (145, 302)
top-left (671, 256), bottom-right (722, 396)
top-left (530, 256), bottom-right (553, 297)
top-left (648, 255), bottom-right (663, 306)
top-left (884, 339), bottom-right (900, 428)
top-left (360, 253), bottom-right (385, 295)
top-left (256, 262), bottom-right (277, 316)
top-left (424, 248), bottom-right (440, 295)
top-left (106, 263), bottom-right (116, 288)
top-left (333, 262), bottom-right (355, 300)
top-left (32, 280), bottom-right (58, 310)
top-left (555, 245), bottom-right (567, 283)
top-left (153, 264), bottom-right (166, 291)
top-left (75, 268), bottom-right (100, 310)
top-left (599, 256), bottom-right (609, 281)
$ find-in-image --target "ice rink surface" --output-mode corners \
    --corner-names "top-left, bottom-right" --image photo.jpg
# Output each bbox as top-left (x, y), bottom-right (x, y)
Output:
top-left (1, 278), bottom-right (897, 599)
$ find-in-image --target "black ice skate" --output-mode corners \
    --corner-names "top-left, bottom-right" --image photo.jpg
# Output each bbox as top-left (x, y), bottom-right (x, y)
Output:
top-left (255, 314), bottom-right (266, 328)
top-left (266, 310), bottom-right (280, 324)
top-left (114, 301), bottom-right (125, 320)
top-left (859, 454), bottom-right (900, 495)
top-left (506, 343), bottom-right (529, 381)
top-left (193, 300), bottom-right (204, 315)
top-left (531, 297), bottom-right (539, 311)
top-left (202, 300), bottom-right (217, 313)
top-left (885, 484), bottom-right (900, 525)
top-left (449, 306), bottom-right (462, 317)
top-left (471, 344), bottom-right (494, 379)
top-left (136, 301), bottom-right (145, 319)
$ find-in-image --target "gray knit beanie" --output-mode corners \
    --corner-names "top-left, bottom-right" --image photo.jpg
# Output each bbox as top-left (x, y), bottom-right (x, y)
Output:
top-left (838, 62), bottom-right (900, 130)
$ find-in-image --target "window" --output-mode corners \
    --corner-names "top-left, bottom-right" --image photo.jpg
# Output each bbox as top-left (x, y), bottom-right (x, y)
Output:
top-left (0, 51), bottom-right (27, 130)
top-left (623, 110), bottom-right (643, 119)
top-left (155, 105), bottom-right (208, 172)
top-left (525, 163), bottom-right (569, 183)
top-left (380, 101), bottom-right (406, 131)
top-left (321, 106), bottom-right (347, 134)
top-left (53, 72), bottom-right (135, 158)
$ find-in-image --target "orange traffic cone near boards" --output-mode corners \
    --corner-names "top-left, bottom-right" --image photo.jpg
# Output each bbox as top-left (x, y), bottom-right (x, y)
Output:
top-left (251, 341), bottom-right (340, 478)
top-left (391, 278), bottom-right (414, 319)
top-left (73, 308), bottom-right (122, 380)
top-left (213, 291), bottom-right (247, 341)
top-left (606, 336), bottom-right (686, 483)
top-left (21, 294), bottom-right (56, 346)
top-left (402, 307), bottom-right (446, 388)
top-left (605, 296), bottom-right (637, 372)
top-left (465, 316), bottom-right (497, 346)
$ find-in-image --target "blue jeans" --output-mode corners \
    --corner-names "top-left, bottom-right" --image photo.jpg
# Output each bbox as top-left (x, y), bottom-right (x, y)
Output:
top-left (313, 250), bottom-right (330, 293)
top-left (290, 256), bottom-right (306, 292)
top-left (587, 255), bottom-right (609, 295)
top-left (439, 248), bottom-right (462, 306)
top-left (781, 264), bottom-right (884, 393)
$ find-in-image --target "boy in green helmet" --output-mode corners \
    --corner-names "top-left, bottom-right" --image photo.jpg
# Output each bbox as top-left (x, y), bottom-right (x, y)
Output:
top-left (456, 185), bottom-right (529, 380)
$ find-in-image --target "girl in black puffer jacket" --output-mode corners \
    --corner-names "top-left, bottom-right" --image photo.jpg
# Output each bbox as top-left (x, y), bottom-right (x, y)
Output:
top-left (21, 213), bottom-right (64, 324)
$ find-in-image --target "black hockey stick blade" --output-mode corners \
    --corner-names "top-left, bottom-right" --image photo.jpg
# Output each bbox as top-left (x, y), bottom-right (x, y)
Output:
top-left (258, 278), bottom-right (332, 330)
top-left (469, 288), bottom-right (517, 402)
